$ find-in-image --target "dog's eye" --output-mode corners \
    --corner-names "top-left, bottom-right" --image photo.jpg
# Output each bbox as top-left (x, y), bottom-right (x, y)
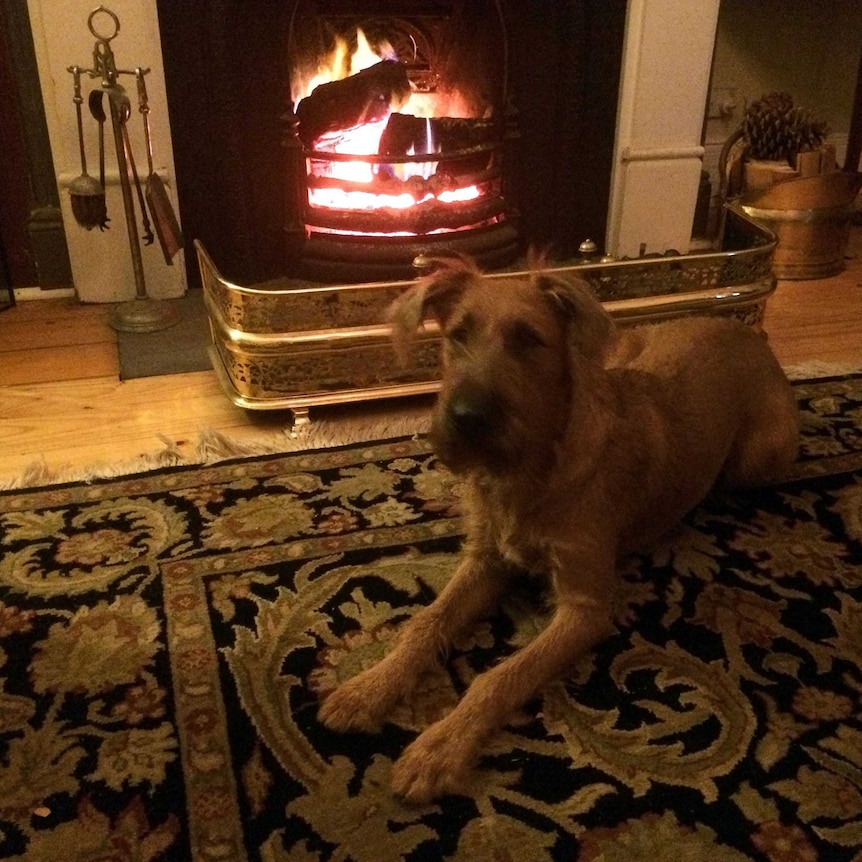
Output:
top-left (446, 318), bottom-right (472, 348)
top-left (506, 322), bottom-right (547, 353)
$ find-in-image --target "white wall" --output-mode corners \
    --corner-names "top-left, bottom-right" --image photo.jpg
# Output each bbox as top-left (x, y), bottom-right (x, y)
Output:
top-left (705, 0), bottom-right (862, 149)
top-left (28, 0), bottom-right (185, 303)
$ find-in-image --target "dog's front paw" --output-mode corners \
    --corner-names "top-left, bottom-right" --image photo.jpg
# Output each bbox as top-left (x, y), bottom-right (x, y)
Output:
top-left (392, 721), bottom-right (478, 803)
top-left (318, 670), bottom-right (393, 733)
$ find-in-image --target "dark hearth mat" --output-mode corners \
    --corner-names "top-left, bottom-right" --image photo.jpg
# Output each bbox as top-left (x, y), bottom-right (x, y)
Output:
top-left (118, 290), bottom-right (212, 380)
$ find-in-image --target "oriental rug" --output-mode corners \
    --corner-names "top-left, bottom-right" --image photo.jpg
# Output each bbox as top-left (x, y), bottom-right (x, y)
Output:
top-left (1, 375), bottom-right (861, 861)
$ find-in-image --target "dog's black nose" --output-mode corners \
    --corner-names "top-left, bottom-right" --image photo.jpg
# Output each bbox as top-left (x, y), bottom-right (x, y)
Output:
top-left (447, 388), bottom-right (501, 440)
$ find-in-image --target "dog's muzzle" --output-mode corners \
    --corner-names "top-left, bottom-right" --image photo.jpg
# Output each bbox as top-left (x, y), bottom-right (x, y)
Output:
top-left (432, 381), bottom-right (509, 471)
top-left (449, 391), bottom-right (501, 439)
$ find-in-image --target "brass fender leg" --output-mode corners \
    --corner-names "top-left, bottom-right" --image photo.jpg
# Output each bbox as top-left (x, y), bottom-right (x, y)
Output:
top-left (289, 407), bottom-right (311, 436)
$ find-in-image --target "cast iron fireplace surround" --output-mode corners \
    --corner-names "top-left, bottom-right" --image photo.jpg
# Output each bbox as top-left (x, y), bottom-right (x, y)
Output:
top-left (157, 0), bottom-right (627, 288)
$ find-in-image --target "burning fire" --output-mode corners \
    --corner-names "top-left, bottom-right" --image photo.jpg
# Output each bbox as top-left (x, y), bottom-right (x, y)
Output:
top-left (295, 29), bottom-right (392, 106)
top-left (295, 29), bottom-right (481, 216)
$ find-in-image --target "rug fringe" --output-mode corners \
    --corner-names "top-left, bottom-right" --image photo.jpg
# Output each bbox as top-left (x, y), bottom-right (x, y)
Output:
top-left (0, 441), bottom-right (190, 491)
top-left (783, 361), bottom-right (862, 380)
top-left (0, 407), bottom-right (432, 491)
top-left (193, 428), bottom-right (287, 461)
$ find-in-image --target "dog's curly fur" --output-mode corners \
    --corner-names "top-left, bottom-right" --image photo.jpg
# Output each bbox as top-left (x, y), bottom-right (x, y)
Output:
top-left (318, 257), bottom-right (800, 803)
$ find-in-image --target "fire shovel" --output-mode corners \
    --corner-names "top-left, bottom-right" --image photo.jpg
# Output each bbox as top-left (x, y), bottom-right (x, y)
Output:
top-left (136, 68), bottom-right (183, 264)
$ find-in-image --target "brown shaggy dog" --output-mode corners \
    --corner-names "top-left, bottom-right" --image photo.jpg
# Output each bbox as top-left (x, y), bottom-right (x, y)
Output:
top-left (318, 257), bottom-right (800, 803)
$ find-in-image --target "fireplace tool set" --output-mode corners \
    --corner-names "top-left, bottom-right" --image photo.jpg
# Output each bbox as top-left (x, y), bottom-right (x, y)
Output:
top-left (66, 6), bottom-right (182, 332)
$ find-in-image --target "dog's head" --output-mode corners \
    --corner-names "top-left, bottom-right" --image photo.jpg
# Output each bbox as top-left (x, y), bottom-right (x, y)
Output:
top-left (389, 256), bottom-right (616, 475)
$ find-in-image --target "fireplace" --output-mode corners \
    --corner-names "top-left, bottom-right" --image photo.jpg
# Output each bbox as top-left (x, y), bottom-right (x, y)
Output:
top-left (156, 0), bottom-right (629, 288)
top-left (149, 1), bottom-right (768, 424)
top-left (283, 0), bottom-right (519, 280)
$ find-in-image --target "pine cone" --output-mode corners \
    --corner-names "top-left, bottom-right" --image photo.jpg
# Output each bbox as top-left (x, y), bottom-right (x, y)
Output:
top-left (742, 91), bottom-right (828, 162)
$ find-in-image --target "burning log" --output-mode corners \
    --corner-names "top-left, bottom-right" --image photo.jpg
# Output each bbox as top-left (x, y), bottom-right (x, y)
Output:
top-left (296, 60), bottom-right (411, 148)
top-left (308, 170), bottom-right (463, 199)
top-left (378, 113), bottom-right (498, 156)
top-left (307, 169), bottom-right (500, 200)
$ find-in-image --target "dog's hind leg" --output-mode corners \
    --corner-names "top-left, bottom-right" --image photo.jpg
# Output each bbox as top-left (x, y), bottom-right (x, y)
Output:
top-left (318, 553), bottom-right (512, 734)
top-left (722, 384), bottom-right (800, 488)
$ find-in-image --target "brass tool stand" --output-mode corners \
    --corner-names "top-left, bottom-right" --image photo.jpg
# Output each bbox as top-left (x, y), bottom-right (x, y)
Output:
top-left (67, 6), bottom-right (179, 333)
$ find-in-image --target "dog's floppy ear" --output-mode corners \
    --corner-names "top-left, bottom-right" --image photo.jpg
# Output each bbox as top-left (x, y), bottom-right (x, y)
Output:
top-left (387, 256), bottom-right (479, 364)
top-left (534, 271), bottom-right (616, 361)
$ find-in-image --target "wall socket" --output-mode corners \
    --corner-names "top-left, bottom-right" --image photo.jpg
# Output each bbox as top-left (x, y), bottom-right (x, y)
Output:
top-left (707, 87), bottom-right (739, 120)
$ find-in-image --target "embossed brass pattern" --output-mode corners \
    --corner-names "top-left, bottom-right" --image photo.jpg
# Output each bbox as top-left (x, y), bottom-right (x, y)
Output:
top-left (198, 205), bottom-right (777, 418)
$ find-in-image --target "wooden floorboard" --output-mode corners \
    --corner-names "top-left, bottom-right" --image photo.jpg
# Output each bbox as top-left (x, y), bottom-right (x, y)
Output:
top-left (1, 370), bottom-right (275, 474)
top-left (763, 227), bottom-right (862, 370)
top-left (765, 278), bottom-right (862, 368)
top-left (0, 230), bottom-right (860, 484)
top-left (0, 343), bottom-right (119, 386)
top-left (0, 298), bottom-right (117, 384)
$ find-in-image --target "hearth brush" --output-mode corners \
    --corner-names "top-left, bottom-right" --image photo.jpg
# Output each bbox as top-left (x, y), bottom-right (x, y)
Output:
top-left (67, 65), bottom-right (106, 230)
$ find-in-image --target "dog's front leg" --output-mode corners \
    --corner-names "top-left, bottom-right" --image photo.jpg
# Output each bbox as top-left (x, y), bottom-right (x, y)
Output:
top-left (318, 552), bottom-right (511, 734)
top-left (391, 582), bottom-right (613, 803)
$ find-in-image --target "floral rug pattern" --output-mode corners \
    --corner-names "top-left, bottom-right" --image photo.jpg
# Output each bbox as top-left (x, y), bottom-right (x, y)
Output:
top-left (1, 376), bottom-right (862, 861)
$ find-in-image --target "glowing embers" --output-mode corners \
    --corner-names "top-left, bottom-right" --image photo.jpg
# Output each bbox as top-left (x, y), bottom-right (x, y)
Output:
top-left (308, 181), bottom-right (482, 212)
